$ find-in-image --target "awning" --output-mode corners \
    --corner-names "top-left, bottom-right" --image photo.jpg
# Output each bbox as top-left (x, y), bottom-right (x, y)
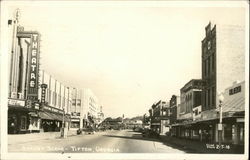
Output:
top-left (151, 123), bottom-right (160, 125)
top-left (38, 112), bottom-right (54, 120)
top-left (28, 112), bottom-right (38, 117)
top-left (50, 113), bottom-right (63, 121)
top-left (39, 111), bottom-right (71, 122)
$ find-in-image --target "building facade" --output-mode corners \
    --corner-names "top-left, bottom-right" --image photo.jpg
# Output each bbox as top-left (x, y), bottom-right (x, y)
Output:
top-left (172, 79), bottom-right (204, 139)
top-left (7, 11), bottom-right (43, 133)
top-left (168, 22), bottom-right (245, 146)
top-left (7, 10), bottom-right (71, 134)
top-left (169, 95), bottom-right (180, 136)
top-left (149, 100), bottom-right (170, 135)
top-left (200, 22), bottom-right (245, 144)
top-left (70, 88), bottom-right (83, 129)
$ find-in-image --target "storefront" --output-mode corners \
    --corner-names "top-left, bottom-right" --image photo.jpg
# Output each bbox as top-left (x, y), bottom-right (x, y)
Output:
top-left (8, 98), bottom-right (40, 134)
top-left (39, 105), bottom-right (70, 132)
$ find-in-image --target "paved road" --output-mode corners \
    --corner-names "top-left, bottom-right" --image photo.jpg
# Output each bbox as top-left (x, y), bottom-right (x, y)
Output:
top-left (8, 129), bottom-right (186, 153)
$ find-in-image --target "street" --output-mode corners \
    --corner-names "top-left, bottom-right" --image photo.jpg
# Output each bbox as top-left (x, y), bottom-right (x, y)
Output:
top-left (8, 129), bottom-right (186, 153)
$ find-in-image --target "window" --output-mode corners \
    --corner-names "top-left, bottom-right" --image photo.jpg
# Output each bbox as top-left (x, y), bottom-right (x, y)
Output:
top-left (206, 90), bottom-right (209, 108)
top-left (212, 87), bottom-right (215, 106)
top-left (204, 60), bottom-right (207, 76)
top-left (204, 91), bottom-right (207, 110)
top-left (20, 116), bottom-right (27, 130)
top-left (208, 89), bottom-right (211, 106)
top-left (224, 124), bottom-right (232, 142)
top-left (55, 92), bottom-right (57, 106)
top-left (208, 58), bottom-right (210, 75)
top-left (211, 55), bottom-right (214, 72)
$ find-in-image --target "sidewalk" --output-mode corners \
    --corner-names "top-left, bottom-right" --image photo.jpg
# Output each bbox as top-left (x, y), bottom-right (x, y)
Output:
top-left (159, 135), bottom-right (244, 154)
top-left (8, 130), bottom-right (77, 145)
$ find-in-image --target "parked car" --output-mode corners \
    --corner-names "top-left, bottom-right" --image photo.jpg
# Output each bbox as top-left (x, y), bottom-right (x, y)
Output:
top-left (83, 127), bottom-right (95, 135)
top-left (142, 129), bottom-right (159, 138)
top-left (133, 127), bottom-right (143, 132)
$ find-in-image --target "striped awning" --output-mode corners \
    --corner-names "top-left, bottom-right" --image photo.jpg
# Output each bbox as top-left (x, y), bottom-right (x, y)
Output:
top-left (38, 112), bottom-right (54, 120)
top-left (216, 96), bottom-right (245, 112)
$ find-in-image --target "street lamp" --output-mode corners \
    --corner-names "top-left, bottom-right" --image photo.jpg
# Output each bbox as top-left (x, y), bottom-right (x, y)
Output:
top-left (61, 108), bottom-right (66, 138)
top-left (218, 93), bottom-right (224, 153)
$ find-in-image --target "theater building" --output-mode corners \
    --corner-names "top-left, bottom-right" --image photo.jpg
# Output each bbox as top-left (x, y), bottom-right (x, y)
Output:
top-left (7, 10), bottom-right (71, 134)
top-left (8, 10), bottom-right (42, 133)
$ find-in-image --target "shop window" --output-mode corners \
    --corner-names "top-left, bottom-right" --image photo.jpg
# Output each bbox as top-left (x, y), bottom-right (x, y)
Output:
top-left (239, 124), bottom-right (244, 143)
top-left (224, 124), bottom-right (232, 142)
top-left (71, 122), bottom-right (80, 128)
top-left (20, 116), bottom-right (27, 130)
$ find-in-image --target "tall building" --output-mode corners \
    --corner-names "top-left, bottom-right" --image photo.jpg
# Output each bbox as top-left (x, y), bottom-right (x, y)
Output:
top-left (7, 10), bottom-right (71, 134)
top-left (7, 9), bottom-right (43, 133)
top-left (169, 22), bottom-right (245, 146)
top-left (201, 22), bottom-right (245, 116)
top-left (200, 22), bottom-right (245, 144)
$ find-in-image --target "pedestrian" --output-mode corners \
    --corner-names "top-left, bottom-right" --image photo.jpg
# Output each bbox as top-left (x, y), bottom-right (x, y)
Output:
top-left (28, 123), bottom-right (33, 133)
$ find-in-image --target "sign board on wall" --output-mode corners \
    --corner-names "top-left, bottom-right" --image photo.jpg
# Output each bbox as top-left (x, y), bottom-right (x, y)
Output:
top-left (8, 98), bottom-right (25, 107)
top-left (41, 84), bottom-right (47, 104)
top-left (27, 33), bottom-right (40, 101)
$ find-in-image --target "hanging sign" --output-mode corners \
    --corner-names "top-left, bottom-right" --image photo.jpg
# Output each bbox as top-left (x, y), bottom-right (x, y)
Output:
top-left (27, 33), bottom-right (40, 101)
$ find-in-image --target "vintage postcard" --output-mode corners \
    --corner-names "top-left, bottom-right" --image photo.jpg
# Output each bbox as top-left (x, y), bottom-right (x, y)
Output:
top-left (0, 0), bottom-right (249, 160)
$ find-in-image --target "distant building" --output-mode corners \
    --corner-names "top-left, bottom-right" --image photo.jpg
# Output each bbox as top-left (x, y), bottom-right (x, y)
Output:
top-left (82, 88), bottom-right (100, 128)
top-left (149, 100), bottom-right (170, 135)
top-left (70, 88), bottom-right (82, 129)
top-left (169, 95), bottom-right (180, 136)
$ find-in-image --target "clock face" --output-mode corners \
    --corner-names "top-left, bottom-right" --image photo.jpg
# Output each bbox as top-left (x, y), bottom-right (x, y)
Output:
top-left (207, 41), bottom-right (211, 50)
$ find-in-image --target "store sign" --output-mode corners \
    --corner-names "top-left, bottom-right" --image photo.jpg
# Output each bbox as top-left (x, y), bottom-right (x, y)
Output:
top-left (27, 33), bottom-right (40, 101)
top-left (236, 118), bottom-right (244, 122)
top-left (8, 98), bottom-right (25, 107)
top-left (229, 86), bottom-right (241, 95)
top-left (41, 84), bottom-right (47, 104)
top-left (43, 105), bottom-right (64, 114)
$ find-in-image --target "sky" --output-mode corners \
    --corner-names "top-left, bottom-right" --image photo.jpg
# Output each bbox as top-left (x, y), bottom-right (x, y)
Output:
top-left (4, 1), bottom-right (246, 118)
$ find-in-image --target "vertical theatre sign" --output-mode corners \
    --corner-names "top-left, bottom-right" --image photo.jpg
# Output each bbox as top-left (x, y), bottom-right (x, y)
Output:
top-left (17, 31), bottom-right (40, 102)
top-left (27, 33), bottom-right (40, 101)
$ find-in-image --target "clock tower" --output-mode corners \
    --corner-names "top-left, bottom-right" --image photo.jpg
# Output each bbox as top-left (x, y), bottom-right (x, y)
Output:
top-left (201, 22), bottom-right (216, 111)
